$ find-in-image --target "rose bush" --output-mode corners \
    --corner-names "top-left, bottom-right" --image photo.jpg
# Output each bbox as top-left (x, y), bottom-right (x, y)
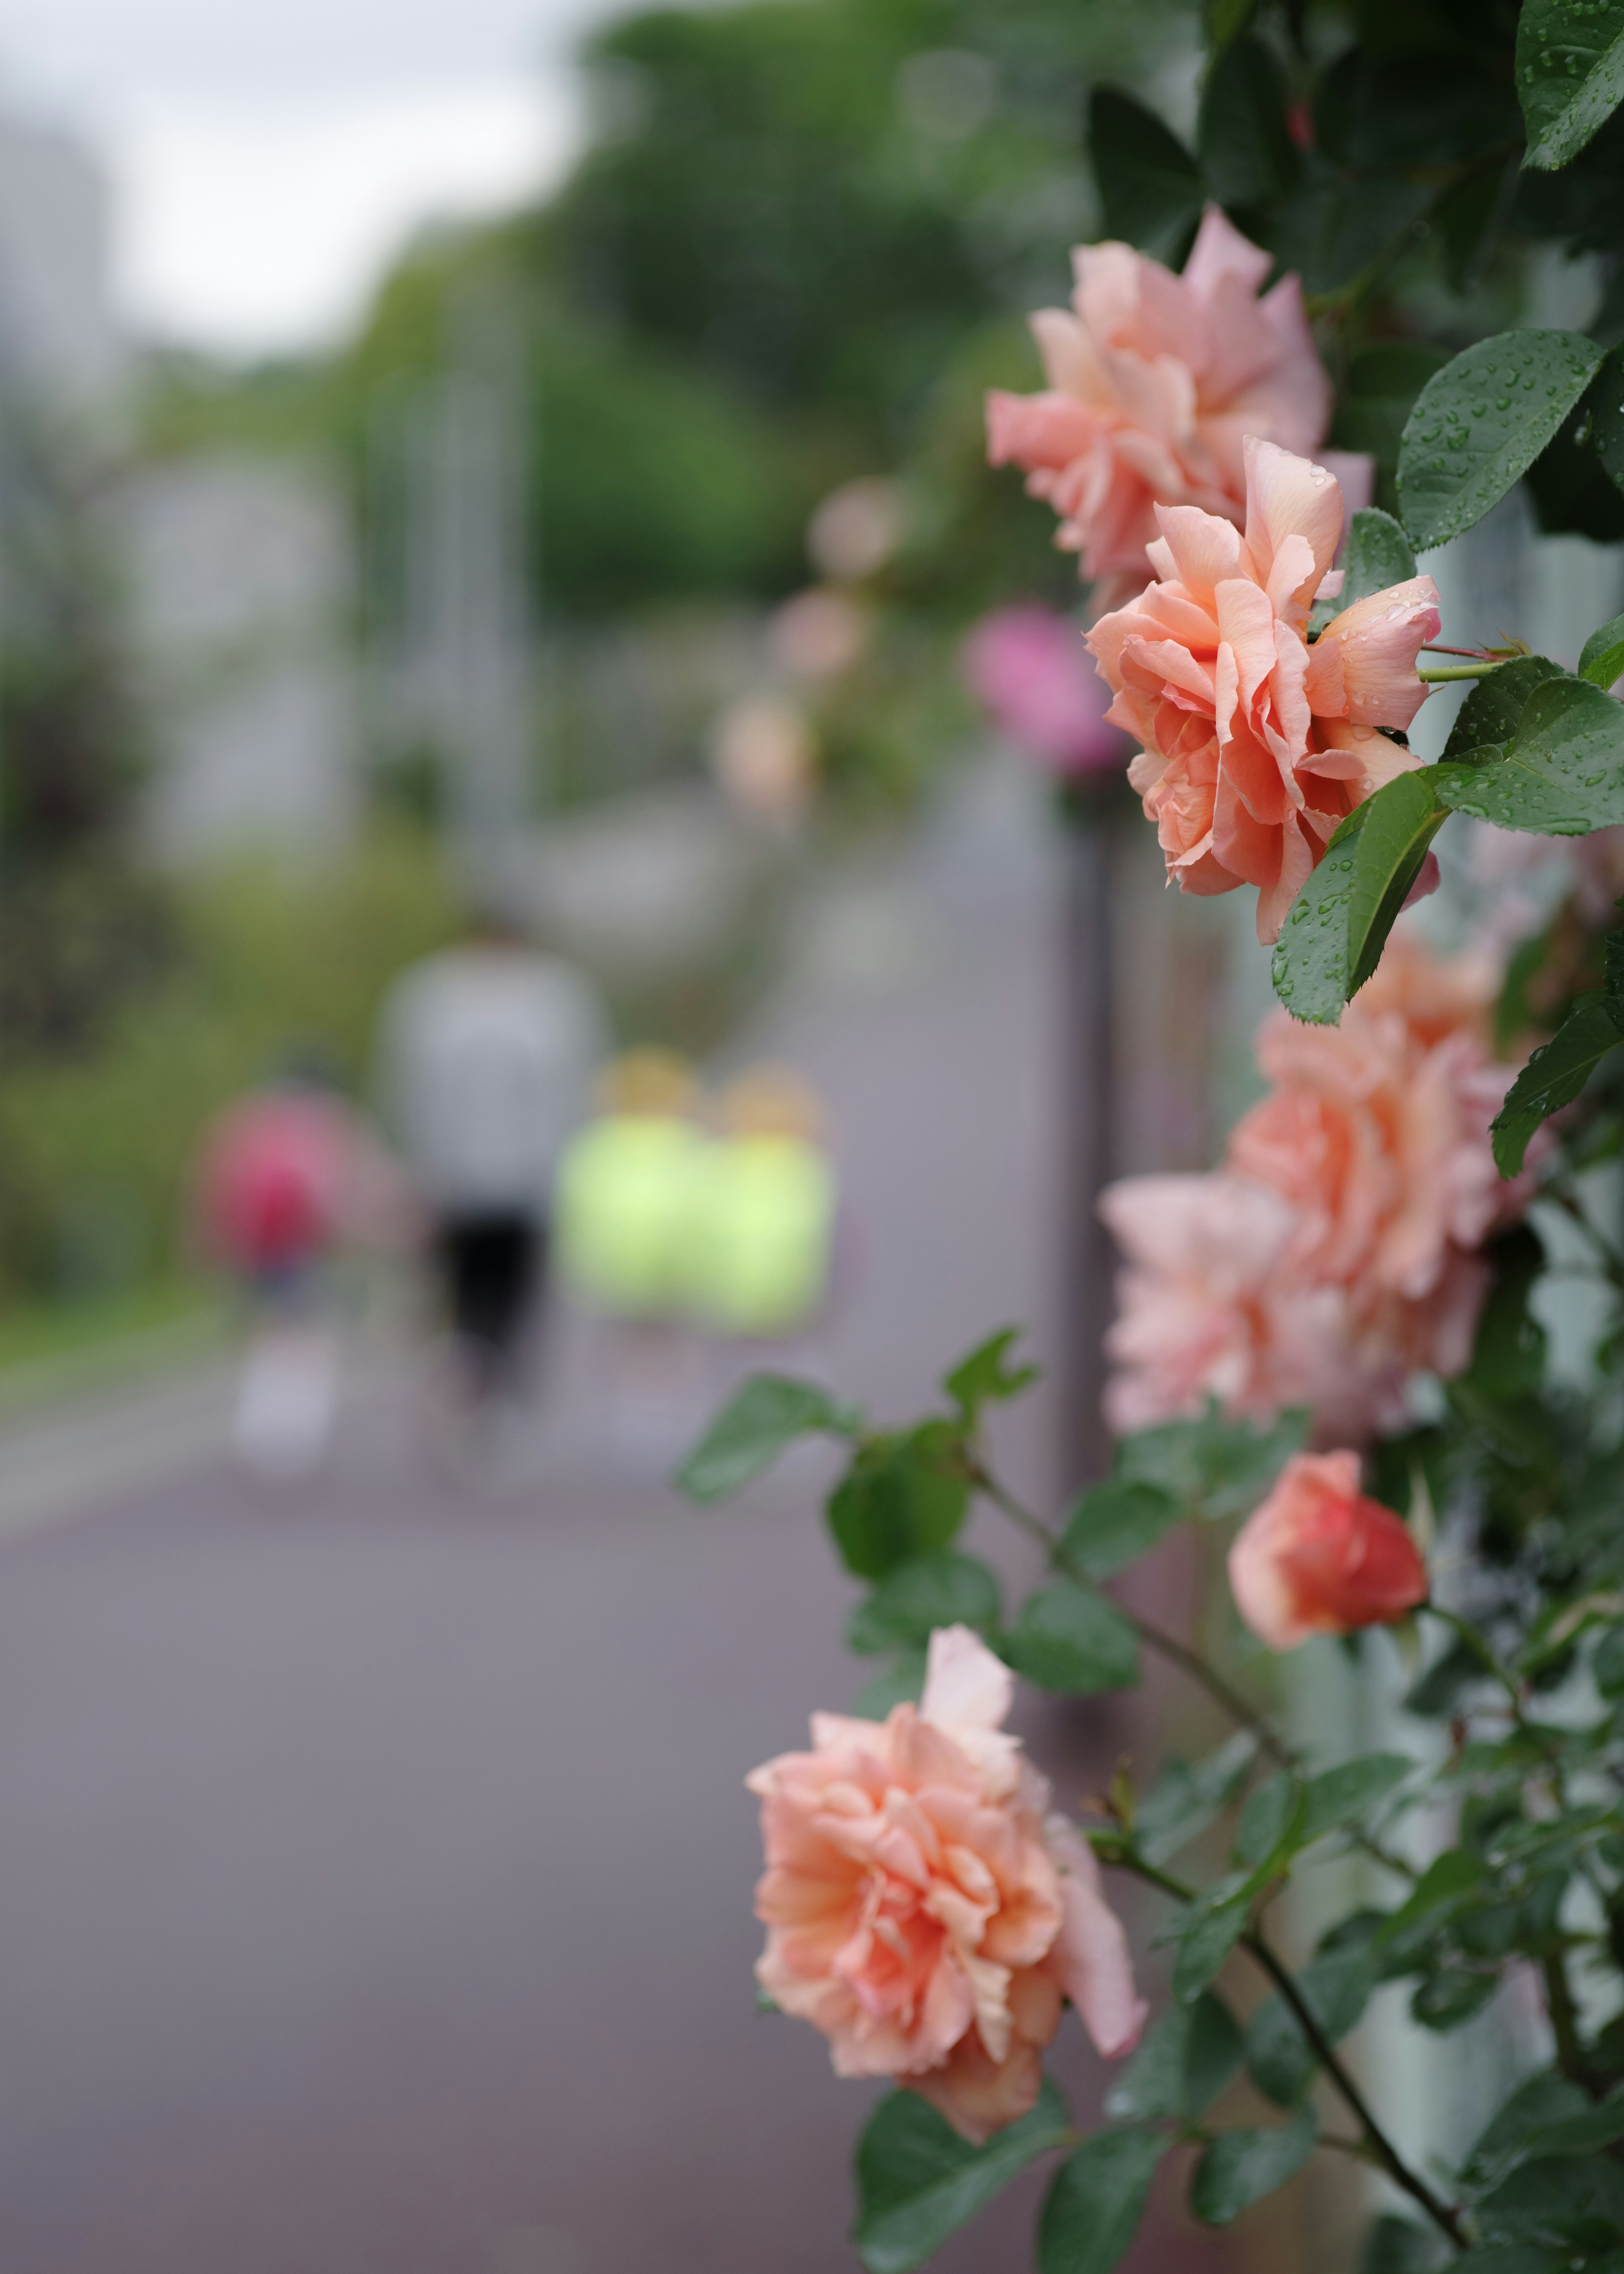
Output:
top-left (675, 3), bottom-right (1624, 2262)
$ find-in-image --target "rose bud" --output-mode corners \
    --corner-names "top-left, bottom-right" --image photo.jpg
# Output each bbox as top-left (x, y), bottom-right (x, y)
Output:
top-left (1229, 1450), bottom-right (1428, 1651)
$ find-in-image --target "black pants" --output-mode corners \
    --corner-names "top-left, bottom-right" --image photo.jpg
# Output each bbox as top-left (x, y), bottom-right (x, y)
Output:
top-left (437, 1212), bottom-right (546, 1384)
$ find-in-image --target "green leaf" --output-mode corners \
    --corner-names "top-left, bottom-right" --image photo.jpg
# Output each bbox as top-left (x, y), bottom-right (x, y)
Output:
top-left (1206, 0), bottom-right (1260, 50)
top-left (1245, 1944), bottom-right (1377, 2106)
top-left (1272, 771), bottom-right (1446, 1025)
top-left (1037, 2129), bottom-right (1168, 2274)
top-left (1595, 1624), bottom-right (1624, 1696)
top-left (1490, 992), bottom-right (1624, 1175)
top-left (1134, 1732), bottom-right (1259, 1864)
top-left (1395, 331), bottom-right (1607, 550)
top-left (1189, 2105), bottom-right (1317, 2224)
top-left (1475, 2153), bottom-right (1624, 2248)
top-left (1104, 1991), bottom-right (1244, 2121)
top-left (1459, 2063), bottom-right (1582, 2186)
top-left (1333, 343), bottom-right (1451, 506)
top-left (828, 1422), bottom-right (971, 1580)
top-left (847, 1553), bottom-right (1004, 1655)
top-left (1088, 88), bottom-right (1206, 260)
top-left (1462, 1227), bottom-right (1549, 1397)
top-left (1003, 1580), bottom-right (1141, 1695)
top-left (1197, 34), bottom-right (1297, 205)
top-left (852, 2079), bottom-right (1073, 2274)
top-left (1516, 0), bottom-right (1624, 171)
top-left (1300, 1752), bottom-right (1414, 1841)
top-left (1059, 1481), bottom-right (1183, 1581)
top-left (1362, 2214), bottom-right (1453, 2274)
top-left (1115, 1404), bottom-right (1309, 1519)
top-left (1174, 1887), bottom-right (1252, 2002)
top-left (1581, 609), bottom-right (1624, 689)
top-left (1443, 656), bottom-right (1569, 759)
top-left (943, 1328), bottom-right (1038, 1425)
top-left (1235, 1772), bottom-right (1304, 1867)
top-left (1340, 508), bottom-right (1418, 607)
top-left (673, 1374), bottom-right (858, 1502)
top-left (853, 1651), bottom-right (927, 1720)
top-left (1591, 346), bottom-right (1624, 496)
top-left (1378, 1847), bottom-right (1485, 1965)
top-left (1435, 677), bottom-right (1624, 835)
top-left (1608, 923), bottom-right (1624, 1023)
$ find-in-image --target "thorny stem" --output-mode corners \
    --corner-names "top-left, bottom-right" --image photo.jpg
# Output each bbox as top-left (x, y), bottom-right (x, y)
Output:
top-left (965, 1455), bottom-right (1416, 1880)
top-left (1103, 1845), bottom-right (1468, 2250)
top-left (1243, 1930), bottom-right (1468, 2248)
top-left (964, 1458), bottom-right (1292, 1765)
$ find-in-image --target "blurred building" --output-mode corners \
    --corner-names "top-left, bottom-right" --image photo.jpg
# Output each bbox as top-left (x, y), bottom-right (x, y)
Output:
top-left (0, 105), bottom-right (123, 412)
top-left (121, 455), bottom-right (361, 863)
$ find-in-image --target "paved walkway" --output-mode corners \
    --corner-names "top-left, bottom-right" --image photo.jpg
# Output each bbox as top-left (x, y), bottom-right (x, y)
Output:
top-left (0, 767), bottom-right (1226, 2274)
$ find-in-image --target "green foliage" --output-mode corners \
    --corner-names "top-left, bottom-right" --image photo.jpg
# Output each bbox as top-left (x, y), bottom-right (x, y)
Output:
top-left (1579, 610), bottom-right (1624, 688)
top-left (674, 1374), bottom-right (859, 1501)
top-left (1517, 0), bottom-right (1624, 170)
top-left (1088, 88), bottom-right (1205, 258)
top-left (1196, 35), bottom-right (1298, 208)
top-left (1133, 1733), bottom-right (1259, 1863)
top-left (944, 1328), bottom-right (1040, 1429)
top-left (1113, 1404), bottom-right (1307, 1519)
top-left (1244, 1943), bottom-right (1377, 2104)
top-left (1490, 993), bottom-right (1624, 1173)
top-left (1337, 508), bottom-right (1418, 610)
top-left (846, 1552), bottom-right (1004, 1652)
top-left (1189, 2106), bottom-right (1317, 2225)
top-left (1058, 1480), bottom-right (1182, 1580)
top-left (829, 1422), bottom-right (972, 1578)
top-left (1271, 771), bottom-right (1447, 1025)
top-left (1002, 1578), bottom-right (1141, 1693)
top-left (1436, 677), bottom-right (1624, 834)
top-left (1104, 1991), bottom-right (1244, 2120)
top-left (1037, 2128), bottom-right (1166, 2274)
top-left (852, 2080), bottom-right (1073, 2274)
top-left (1396, 332), bottom-right (1607, 550)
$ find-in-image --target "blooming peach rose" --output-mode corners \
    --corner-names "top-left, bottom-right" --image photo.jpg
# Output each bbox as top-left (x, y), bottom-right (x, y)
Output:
top-left (986, 206), bottom-right (1367, 590)
top-left (746, 1626), bottom-right (1145, 2143)
top-left (1099, 1174), bottom-right (1353, 1432)
top-left (1229, 1449), bottom-right (1429, 1650)
top-left (1087, 437), bottom-right (1441, 943)
top-left (1102, 931), bottom-right (1530, 1441)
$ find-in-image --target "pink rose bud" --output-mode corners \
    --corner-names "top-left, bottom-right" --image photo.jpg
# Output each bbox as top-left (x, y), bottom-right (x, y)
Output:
top-left (746, 1626), bottom-right (1145, 2144)
top-left (962, 605), bottom-right (1132, 778)
top-left (1229, 1451), bottom-right (1429, 1652)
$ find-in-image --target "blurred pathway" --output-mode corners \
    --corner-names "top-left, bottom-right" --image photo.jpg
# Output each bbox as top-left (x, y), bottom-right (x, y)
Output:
top-left (0, 765), bottom-right (1222, 2274)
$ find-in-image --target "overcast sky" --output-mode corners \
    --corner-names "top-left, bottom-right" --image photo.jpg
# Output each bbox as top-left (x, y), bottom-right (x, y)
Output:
top-left (0, 0), bottom-right (629, 358)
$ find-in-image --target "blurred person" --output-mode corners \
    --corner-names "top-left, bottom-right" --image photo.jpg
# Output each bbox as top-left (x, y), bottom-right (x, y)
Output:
top-left (198, 1058), bottom-right (381, 1484)
top-left (554, 1049), bottom-right (707, 1323)
top-left (554, 1048), bottom-right (713, 1459)
top-left (377, 906), bottom-right (609, 1415)
top-left (685, 1063), bottom-right (839, 1340)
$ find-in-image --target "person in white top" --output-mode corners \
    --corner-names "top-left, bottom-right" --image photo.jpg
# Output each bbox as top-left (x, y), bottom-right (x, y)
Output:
top-left (377, 909), bottom-right (609, 1398)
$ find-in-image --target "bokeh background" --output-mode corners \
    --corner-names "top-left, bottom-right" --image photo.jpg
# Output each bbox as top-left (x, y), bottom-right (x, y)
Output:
top-left (0, 0), bottom-right (1605, 2269)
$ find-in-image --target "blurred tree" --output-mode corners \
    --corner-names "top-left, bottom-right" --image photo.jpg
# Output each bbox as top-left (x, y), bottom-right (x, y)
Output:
top-left (0, 407), bottom-right (171, 1060)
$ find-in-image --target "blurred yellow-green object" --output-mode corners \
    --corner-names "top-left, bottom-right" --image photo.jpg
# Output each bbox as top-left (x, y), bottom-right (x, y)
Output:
top-left (684, 1133), bottom-right (836, 1338)
top-left (554, 1114), bottom-right (709, 1320)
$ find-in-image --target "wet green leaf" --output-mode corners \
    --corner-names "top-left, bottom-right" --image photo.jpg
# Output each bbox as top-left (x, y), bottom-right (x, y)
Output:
top-left (1038, 2129), bottom-right (1168, 2274)
top-left (1396, 332), bottom-right (1606, 549)
top-left (853, 2078), bottom-right (1073, 2274)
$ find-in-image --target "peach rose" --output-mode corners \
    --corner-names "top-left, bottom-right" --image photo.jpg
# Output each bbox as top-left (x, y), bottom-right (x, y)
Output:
top-left (1102, 931), bottom-right (1530, 1442)
top-left (747, 1625), bottom-right (1145, 2143)
top-left (986, 206), bottom-right (1366, 591)
top-left (1229, 1450), bottom-right (1429, 1650)
top-left (1087, 437), bottom-right (1441, 943)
